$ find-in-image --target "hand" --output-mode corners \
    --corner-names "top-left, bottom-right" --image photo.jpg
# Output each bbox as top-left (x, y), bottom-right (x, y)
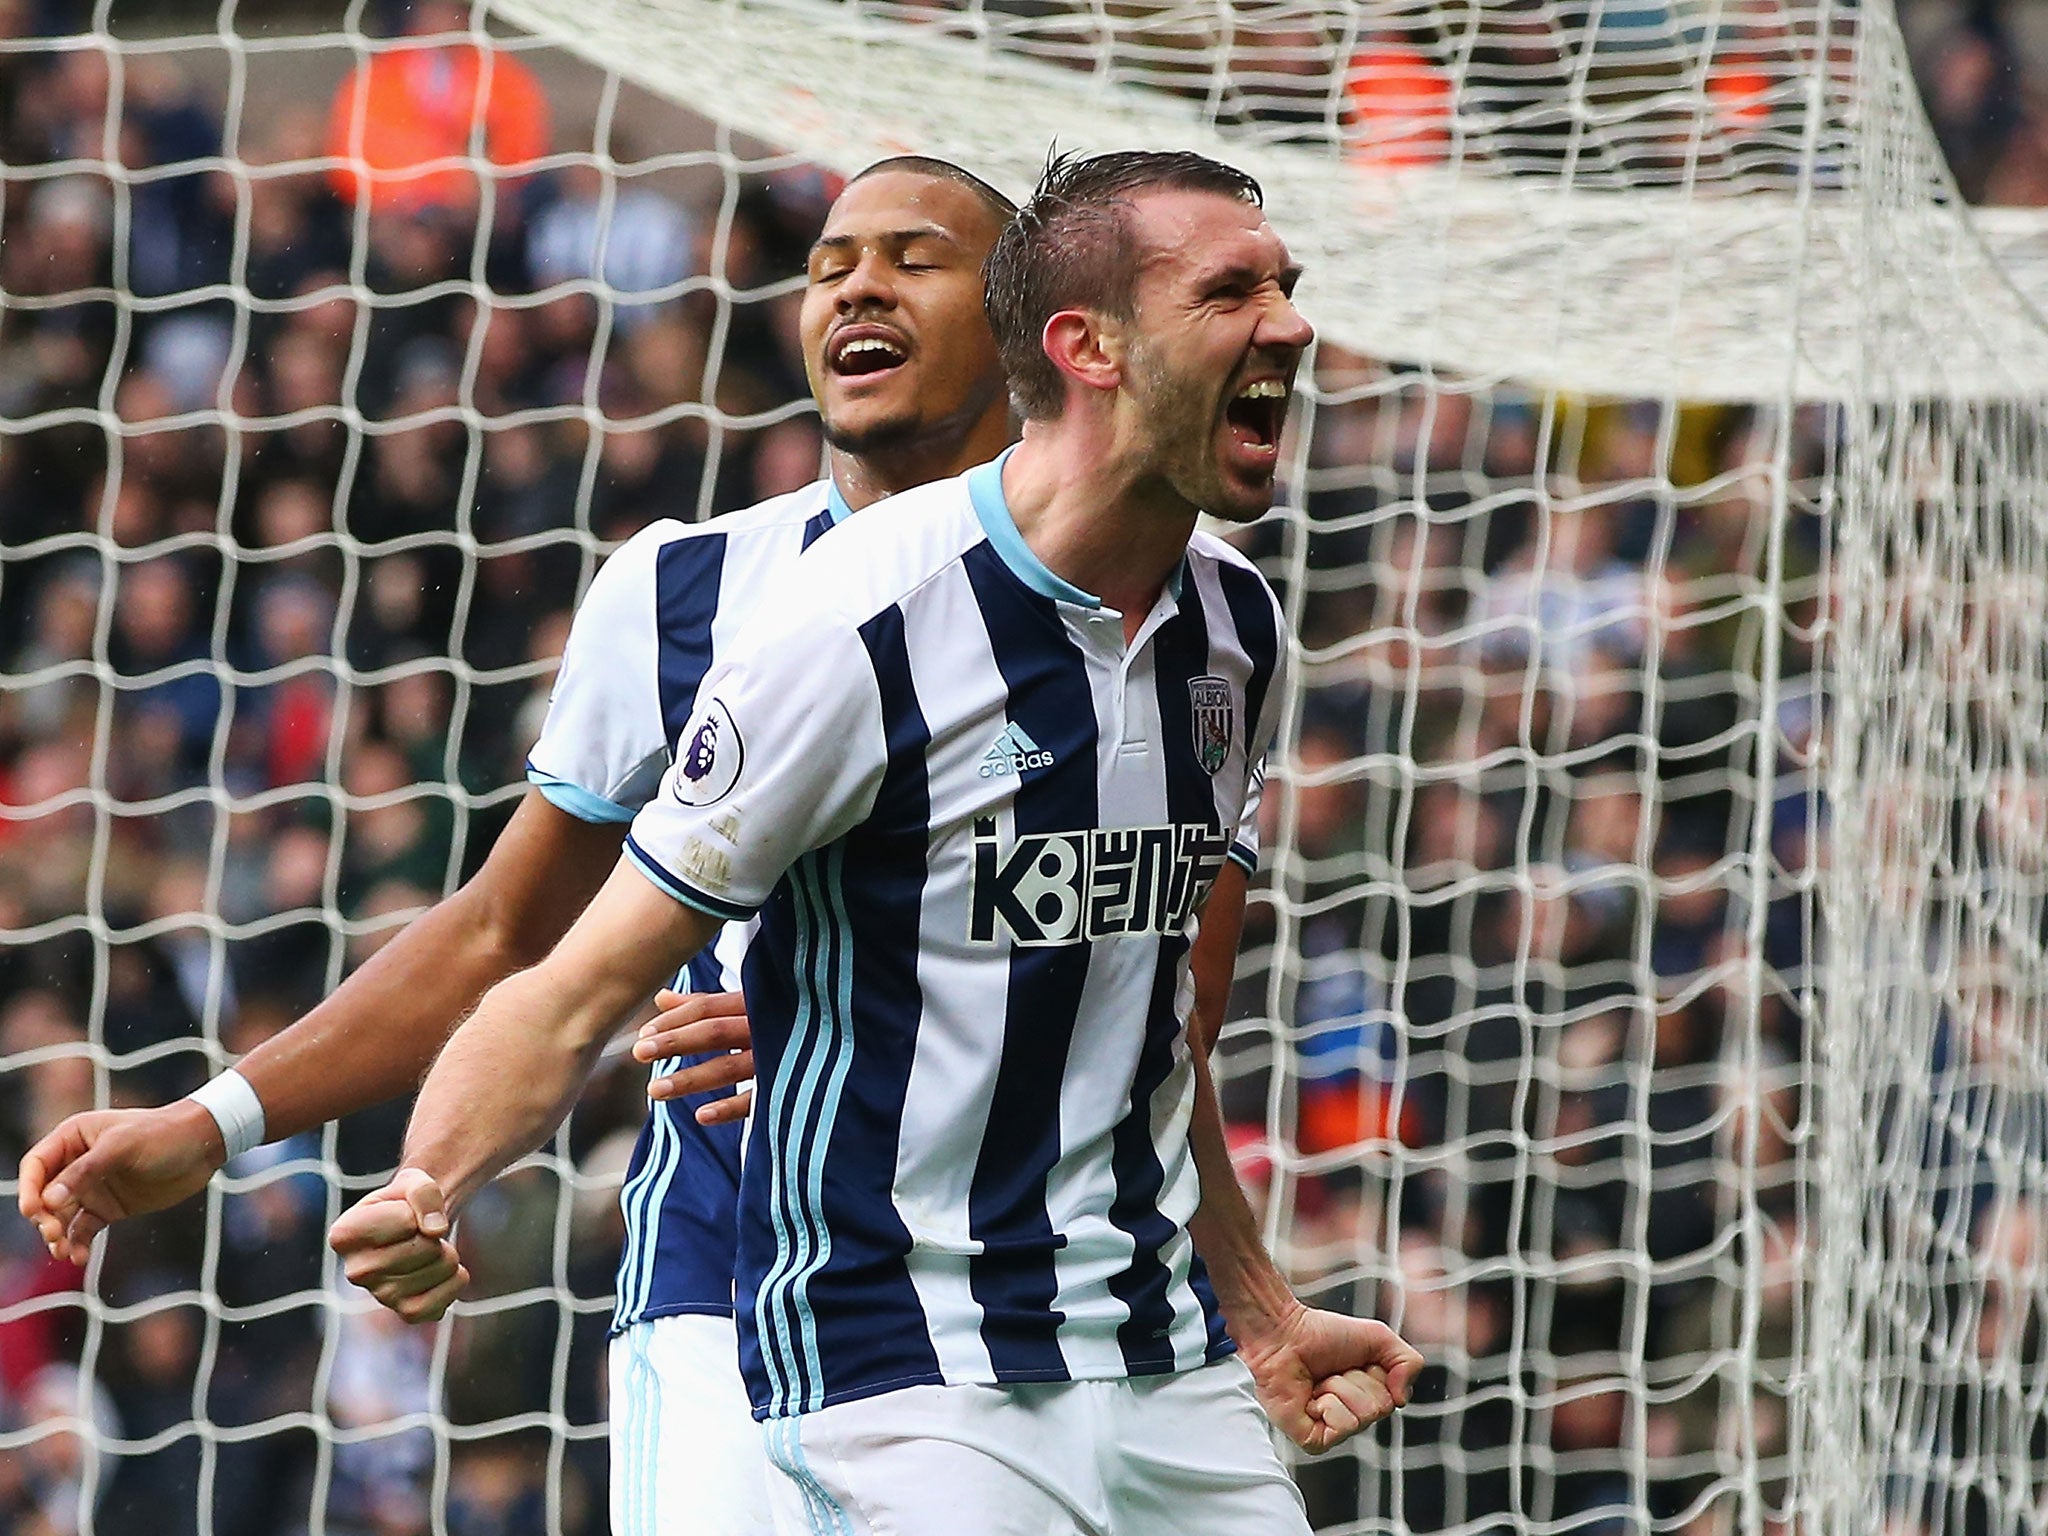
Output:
top-left (18, 1102), bottom-right (228, 1266)
top-left (1237, 1306), bottom-right (1424, 1454)
top-left (634, 990), bottom-right (753, 1126)
top-left (328, 1167), bottom-right (469, 1323)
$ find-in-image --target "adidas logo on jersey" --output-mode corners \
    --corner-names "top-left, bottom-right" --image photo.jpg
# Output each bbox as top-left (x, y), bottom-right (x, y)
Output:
top-left (979, 721), bottom-right (1055, 779)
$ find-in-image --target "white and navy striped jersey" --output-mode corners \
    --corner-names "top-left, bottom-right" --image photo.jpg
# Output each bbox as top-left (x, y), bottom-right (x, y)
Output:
top-left (525, 478), bottom-right (852, 1331)
top-left (627, 452), bottom-right (1288, 1418)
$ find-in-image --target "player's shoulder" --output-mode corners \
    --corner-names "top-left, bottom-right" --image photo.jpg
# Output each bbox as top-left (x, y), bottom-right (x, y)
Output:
top-left (714, 480), bottom-right (836, 540)
top-left (1188, 527), bottom-right (1281, 603)
top-left (785, 473), bottom-right (982, 627)
top-left (607, 482), bottom-right (832, 566)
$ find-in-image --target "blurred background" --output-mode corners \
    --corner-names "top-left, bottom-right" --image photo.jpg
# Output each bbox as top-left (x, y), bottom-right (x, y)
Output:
top-left (0, 1), bottom-right (2042, 1533)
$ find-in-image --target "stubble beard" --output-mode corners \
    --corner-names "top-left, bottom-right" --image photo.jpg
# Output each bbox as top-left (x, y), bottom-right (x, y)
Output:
top-left (822, 408), bottom-right (926, 458)
top-left (1128, 337), bottom-right (1266, 523)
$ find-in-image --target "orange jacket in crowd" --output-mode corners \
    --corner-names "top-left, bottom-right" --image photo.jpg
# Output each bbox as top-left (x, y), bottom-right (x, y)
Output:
top-left (1345, 40), bottom-right (1453, 169)
top-left (326, 38), bottom-right (550, 212)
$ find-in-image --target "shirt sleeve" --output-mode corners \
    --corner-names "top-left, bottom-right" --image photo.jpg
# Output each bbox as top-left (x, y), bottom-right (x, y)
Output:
top-left (525, 528), bottom-right (671, 823)
top-left (1229, 762), bottom-right (1264, 875)
top-left (624, 607), bottom-right (888, 922)
top-left (1229, 605), bottom-right (1293, 877)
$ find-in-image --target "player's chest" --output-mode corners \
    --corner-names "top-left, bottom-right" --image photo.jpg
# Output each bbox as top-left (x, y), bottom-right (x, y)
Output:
top-left (908, 632), bottom-right (1250, 949)
top-left (917, 631), bottom-right (1252, 825)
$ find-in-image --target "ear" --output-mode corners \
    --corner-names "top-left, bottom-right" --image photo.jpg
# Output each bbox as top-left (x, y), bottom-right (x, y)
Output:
top-left (1040, 308), bottom-right (1123, 399)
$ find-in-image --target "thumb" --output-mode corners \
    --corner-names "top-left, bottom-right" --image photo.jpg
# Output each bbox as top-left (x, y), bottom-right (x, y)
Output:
top-left (395, 1167), bottom-right (451, 1239)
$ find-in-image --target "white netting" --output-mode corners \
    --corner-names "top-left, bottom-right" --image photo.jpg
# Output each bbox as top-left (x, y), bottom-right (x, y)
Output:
top-left (1, 2), bottom-right (2044, 1534)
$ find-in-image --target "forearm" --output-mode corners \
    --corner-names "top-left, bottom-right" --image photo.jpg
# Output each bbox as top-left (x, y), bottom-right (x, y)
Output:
top-left (1184, 1042), bottom-right (1298, 1341)
top-left (1188, 861), bottom-right (1248, 1058)
top-left (400, 860), bottom-right (721, 1213)
top-left (232, 792), bottom-right (624, 1143)
top-left (399, 963), bottom-right (621, 1213)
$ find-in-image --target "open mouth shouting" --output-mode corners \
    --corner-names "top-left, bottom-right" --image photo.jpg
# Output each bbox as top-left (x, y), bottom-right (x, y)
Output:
top-left (1222, 376), bottom-right (1289, 472)
top-left (827, 324), bottom-right (911, 384)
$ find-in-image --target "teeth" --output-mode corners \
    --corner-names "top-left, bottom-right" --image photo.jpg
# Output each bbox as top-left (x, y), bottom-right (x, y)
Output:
top-left (1237, 380), bottom-right (1286, 400)
top-left (840, 337), bottom-right (904, 360)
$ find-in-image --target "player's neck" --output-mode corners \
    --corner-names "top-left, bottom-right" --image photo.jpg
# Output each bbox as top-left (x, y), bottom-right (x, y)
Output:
top-left (828, 408), bottom-right (1016, 512)
top-left (1001, 425), bottom-right (1199, 640)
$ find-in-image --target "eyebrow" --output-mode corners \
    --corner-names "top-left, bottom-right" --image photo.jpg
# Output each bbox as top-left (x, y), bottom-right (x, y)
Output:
top-left (1194, 259), bottom-right (1306, 294)
top-left (809, 225), bottom-right (958, 260)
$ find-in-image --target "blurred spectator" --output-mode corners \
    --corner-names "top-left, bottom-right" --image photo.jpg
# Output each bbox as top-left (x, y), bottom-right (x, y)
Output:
top-left (339, 739), bottom-right (455, 906)
top-left (226, 823), bottom-right (338, 1011)
top-left (1370, 1231), bottom-right (1516, 1532)
top-left (97, 1276), bottom-right (202, 1536)
top-left (0, 1362), bottom-right (121, 1536)
top-left (1923, 19), bottom-right (2023, 204)
top-left (7, 561), bottom-right (99, 742)
top-left (326, 1281), bottom-right (436, 1534)
top-left (235, 107), bottom-right (352, 306)
top-left (6, 11), bottom-right (2041, 1535)
top-left (528, 154), bottom-right (695, 331)
top-left (109, 558), bottom-right (220, 779)
top-left (0, 990), bottom-right (93, 1152)
top-left (243, 574), bottom-right (339, 791)
top-left (1344, 20), bottom-right (1452, 169)
top-left (324, 0), bottom-right (549, 218)
top-left (446, 1438), bottom-right (553, 1536)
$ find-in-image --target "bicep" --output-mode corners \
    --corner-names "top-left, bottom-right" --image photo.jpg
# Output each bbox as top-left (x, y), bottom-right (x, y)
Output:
top-left (462, 791), bottom-right (630, 968)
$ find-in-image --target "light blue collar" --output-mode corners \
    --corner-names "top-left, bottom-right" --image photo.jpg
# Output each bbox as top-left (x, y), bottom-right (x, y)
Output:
top-left (966, 448), bottom-right (1102, 609)
top-left (824, 478), bottom-right (854, 525)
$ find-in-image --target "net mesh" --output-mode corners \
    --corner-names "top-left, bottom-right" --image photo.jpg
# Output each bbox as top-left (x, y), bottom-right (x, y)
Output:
top-left (0, 2), bottom-right (2043, 1534)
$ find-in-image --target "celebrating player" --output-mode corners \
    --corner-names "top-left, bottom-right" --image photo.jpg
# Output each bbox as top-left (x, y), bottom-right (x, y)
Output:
top-left (344, 150), bottom-right (1424, 1535)
top-left (20, 156), bottom-right (1243, 1536)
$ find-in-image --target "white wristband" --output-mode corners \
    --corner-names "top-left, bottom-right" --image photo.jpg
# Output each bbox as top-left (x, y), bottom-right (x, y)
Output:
top-left (188, 1069), bottom-right (267, 1161)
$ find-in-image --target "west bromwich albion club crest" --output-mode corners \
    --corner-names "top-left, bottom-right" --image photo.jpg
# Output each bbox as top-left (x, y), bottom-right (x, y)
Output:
top-left (1188, 676), bottom-right (1233, 776)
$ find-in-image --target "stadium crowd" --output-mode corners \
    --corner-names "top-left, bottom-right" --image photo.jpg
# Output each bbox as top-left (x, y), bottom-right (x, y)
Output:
top-left (0, 2), bottom-right (2041, 1534)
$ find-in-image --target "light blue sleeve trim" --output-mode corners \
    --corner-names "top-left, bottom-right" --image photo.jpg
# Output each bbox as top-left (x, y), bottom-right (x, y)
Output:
top-left (527, 764), bottom-right (637, 825)
top-left (623, 837), bottom-right (756, 923)
top-left (1227, 840), bottom-right (1259, 876)
top-left (966, 449), bottom-right (1102, 609)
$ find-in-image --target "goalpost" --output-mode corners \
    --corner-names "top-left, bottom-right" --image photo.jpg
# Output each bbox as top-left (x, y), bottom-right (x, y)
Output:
top-left (0, 2), bottom-right (2043, 1533)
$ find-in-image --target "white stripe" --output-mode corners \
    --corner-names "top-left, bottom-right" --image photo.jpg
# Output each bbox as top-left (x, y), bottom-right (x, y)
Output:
top-left (1038, 610), bottom-right (1154, 1377)
top-left (1189, 556), bottom-right (1259, 834)
top-left (891, 569), bottom-right (1010, 1383)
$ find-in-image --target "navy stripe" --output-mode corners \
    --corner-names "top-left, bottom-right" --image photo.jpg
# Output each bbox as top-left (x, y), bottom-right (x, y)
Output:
top-left (793, 606), bottom-right (943, 1404)
top-left (737, 880), bottom-right (803, 1410)
top-left (684, 951), bottom-right (725, 995)
top-left (624, 837), bottom-right (754, 922)
top-left (654, 533), bottom-right (729, 742)
top-left (801, 508), bottom-right (835, 549)
top-left (1111, 588), bottom-right (1222, 1371)
top-left (1215, 559), bottom-right (1281, 759)
top-left (758, 853), bottom-right (835, 1412)
top-left (960, 542), bottom-right (1096, 1381)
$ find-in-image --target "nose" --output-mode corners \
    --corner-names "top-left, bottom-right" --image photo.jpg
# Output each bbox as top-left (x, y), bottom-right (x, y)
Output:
top-left (837, 250), bottom-right (898, 313)
top-left (1259, 291), bottom-right (1314, 354)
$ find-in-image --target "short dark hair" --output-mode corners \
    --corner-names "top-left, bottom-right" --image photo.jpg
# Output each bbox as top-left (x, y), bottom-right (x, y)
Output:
top-left (846, 156), bottom-right (1018, 228)
top-left (983, 149), bottom-right (1264, 420)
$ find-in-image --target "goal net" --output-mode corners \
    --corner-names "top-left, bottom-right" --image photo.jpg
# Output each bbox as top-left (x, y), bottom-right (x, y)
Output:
top-left (0, 1), bottom-right (2042, 1533)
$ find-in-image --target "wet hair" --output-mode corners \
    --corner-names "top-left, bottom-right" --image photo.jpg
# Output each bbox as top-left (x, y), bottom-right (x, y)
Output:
top-left (982, 149), bottom-right (1263, 420)
top-left (845, 155), bottom-right (1018, 229)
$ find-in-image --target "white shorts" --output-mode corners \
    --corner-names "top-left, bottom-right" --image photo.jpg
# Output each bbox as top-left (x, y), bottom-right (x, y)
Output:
top-left (609, 1313), bottom-right (775, 1536)
top-left (759, 1355), bottom-right (1308, 1536)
